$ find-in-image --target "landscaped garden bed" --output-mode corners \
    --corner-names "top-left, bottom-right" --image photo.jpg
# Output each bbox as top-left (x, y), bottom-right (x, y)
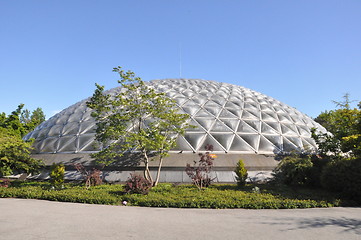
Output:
top-left (0, 180), bottom-right (347, 209)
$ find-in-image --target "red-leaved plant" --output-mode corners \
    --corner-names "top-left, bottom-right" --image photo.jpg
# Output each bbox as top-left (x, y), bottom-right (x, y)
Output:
top-left (124, 174), bottom-right (152, 195)
top-left (0, 179), bottom-right (10, 188)
top-left (185, 144), bottom-right (216, 190)
top-left (73, 163), bottom-right (102, 189)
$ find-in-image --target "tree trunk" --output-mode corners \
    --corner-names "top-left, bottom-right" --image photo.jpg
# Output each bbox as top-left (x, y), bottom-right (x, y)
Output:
top-left (143, 150), bottom-right (153, 184)
top-left (153, 154), bottom-right (164, 187)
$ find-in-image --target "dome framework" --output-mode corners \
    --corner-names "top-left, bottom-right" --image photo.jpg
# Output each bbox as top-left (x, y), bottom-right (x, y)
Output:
top-left (25, 79), bottom-right (326, 156)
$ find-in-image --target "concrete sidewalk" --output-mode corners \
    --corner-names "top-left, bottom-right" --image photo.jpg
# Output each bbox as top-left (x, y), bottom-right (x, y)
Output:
top-left (0, 198), bottom-right (360, 240)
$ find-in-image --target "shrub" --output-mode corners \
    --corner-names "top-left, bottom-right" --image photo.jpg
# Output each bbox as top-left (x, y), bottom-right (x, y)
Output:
top-left (49, 163), bottom-right (65, 188)
top-left (0, 179), bottom-right (10, 188)
top-left (124, 174), bottom-right (152, 195)
top-left (74, 163), bottom-right (102, 189)
top-left (234, 159), bottom-right (248, 187)
top-left (321, 158), bottom-right (361, 203)
top-left (273, 155), bottom-right (313, 186)
top-left (185, 144), bottom-right (216, 190)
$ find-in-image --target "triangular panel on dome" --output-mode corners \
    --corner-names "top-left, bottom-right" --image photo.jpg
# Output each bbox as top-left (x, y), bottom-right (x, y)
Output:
top-left (40, 137), bottom-right (59, 153)
top-left (48, 125), bottom-right (63, 136)
top-left (172, 135), bottom-right (195, 152)
top-left (228, 95), bottom-right (243, 102)
top-left (227, 108), bottom-right (243, 118)
top-left (261, 122), bottom-right (279, 135)
top-left (238, 134), bottom-right (260, 151)
top-left (57, 136), bottom-right (77, 152)
top-left (80, 110), bottom-right (93, 121)
top-left (184, 133), bottom-right (207, 151)
top-left (37, 127), bottom-right (50, 139)
top-left (194, 109), bottom-right (213, 118)
top-left (62, 122), bottom-right (80, 136)
top-left (258, 136), bottom-right (280, 153)
top-left (261, 112), bottom-right (278, 122)
top-left (182, 89), bottom-right (195, 98)
top-left (203, 105), bottom-right (222, 117)
top-left (210, 96), bottom-right (227, 106)
top-left (215, 90), bottom-right (229, 99)
top-left (246, 108), bottom-right (260, 118)
top-left (229, 135), bottom-right (256, 152)
top-left (185, 119), bottom-right (205, 132)
top-left (198, 89), bottom-right (212, 98)
top-left (194, 118), bottom-right (215, 131)
top-left (260, 104), bottom-right (275, 112)
top-left (225, 101), bottom-right (241, 109)
top-left (211, 133), bottom-right (235, 151)
top-left (191, 96), bottom-right (208, 105)
top-left (264, 121), bottom-right (281, 133)
top-left (237, 120), bottom-right (258, 133)
top-left (218, 109), bottom-right (238, 119)
top-left (242, 110), bottom-right (258, 120)
top-left (244, 102), bottom-right (259, 111)
top-left (285, 136), bottom-right (302, 149)
top-left (78, 134), bottom-right (97, 152)
top-left (220, 119), bottom-right (239, 131)
top-left (277, 114), bottom-right (293, 124)
top-left (79, 122), bottom-right (97, 135)
top-left (182, 106), bottom-right (199, 116)
top-left (229, 100), bottom-right (244, 107)
top-left (68, 112), bottom-right (83, 123)
top-left (55, 114), bottom-right (70, 125)
top-left (301, 138), bottom-right (317, 150)
top-left (263, 135), bottom-right (282, 150)
top-left (199, 134), bottom-right (226, 151)
top-left (282, 137), bottom-right (299, 152)
top-left (281, 124), bottom-right (298, 135)
top-left (209, 120), bottom-right (232, 132)
top-left (296, 125), bottom-right (310, 137)
top-left (244, 120), bottom-right (261, 132)
top-left (290, 114), bottom-right (305, 125)
top-left (173, 96), bottom-right (188, 106)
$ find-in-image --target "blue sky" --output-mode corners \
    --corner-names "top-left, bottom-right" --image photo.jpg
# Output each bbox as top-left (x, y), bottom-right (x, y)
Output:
top-left (1, 0), bottom-right (360, 119)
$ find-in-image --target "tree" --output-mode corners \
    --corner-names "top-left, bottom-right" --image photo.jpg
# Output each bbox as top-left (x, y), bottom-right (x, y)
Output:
top-left (1, 104), bottom-right (45, 137)
top-left (0, 127), bottom-right (43, 176)
top-left (0, 105), bottom-right (45, 176)
top-left (21, 107), bottom-right (46, 133)
top-left (87, 67), bottom-right (190, 186)
top-left (313, 94), bottom-right (361, 158)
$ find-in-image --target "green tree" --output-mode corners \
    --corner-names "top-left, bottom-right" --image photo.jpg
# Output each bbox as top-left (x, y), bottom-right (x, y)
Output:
top-left (234, 159), bottom-right (248, 187)
top-left (0, 127), bottom-right (43, 176)
top-left (20, 107), bottom-right (46, 133)
top-left (0, 105), bottom-right (45, 176)
top-left (87, 67), bottom-right (190, 186)
top-left (313, 94), bottom-right (361, 158)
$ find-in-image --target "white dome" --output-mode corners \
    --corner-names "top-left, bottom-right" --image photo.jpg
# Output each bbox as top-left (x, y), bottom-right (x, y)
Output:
top-left (24, 79), bottom-right (327, 155)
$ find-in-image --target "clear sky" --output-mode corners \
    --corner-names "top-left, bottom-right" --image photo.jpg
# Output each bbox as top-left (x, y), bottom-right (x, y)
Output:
top-left (1, 0), bottom-right (360, 119)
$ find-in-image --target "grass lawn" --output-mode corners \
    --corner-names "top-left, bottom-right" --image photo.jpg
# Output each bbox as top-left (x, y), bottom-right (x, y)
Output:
top-left (0, 180), bottom-right (349, 209)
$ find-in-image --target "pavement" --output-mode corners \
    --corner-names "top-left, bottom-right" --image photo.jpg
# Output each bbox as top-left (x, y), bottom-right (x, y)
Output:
top-left (0, 198), bottom-right (360, 240)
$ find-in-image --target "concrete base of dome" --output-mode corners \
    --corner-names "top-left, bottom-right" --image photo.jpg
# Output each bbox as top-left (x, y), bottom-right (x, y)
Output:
top-left (31, 152), bottom-right (279, 170)
top-left (27, 170), bottom-right (273, 183)
top-left (28, 152), bottom-right (279, 183)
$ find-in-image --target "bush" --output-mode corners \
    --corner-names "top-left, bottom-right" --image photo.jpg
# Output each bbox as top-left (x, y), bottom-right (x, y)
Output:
top-left (50, 163), bottom-right (65, 188)
top-left (185, 144), bottom-right (216, 190)
top-left (74, 163), bottom-right (102, 189)
top-left (124, 174), bottom-right (152, 195)
top-left (234, 159), bottom-right (248, 187)
top-left (0, 182), bottom-right (345, 208)
top-left (321, 158), bottom-right (361, 203)
top-left (273, 155), bottom-right (313, 186)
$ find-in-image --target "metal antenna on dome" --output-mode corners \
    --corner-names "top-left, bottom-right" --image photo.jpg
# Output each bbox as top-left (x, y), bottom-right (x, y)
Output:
top-left (179, 42), bottom-right (182, 78)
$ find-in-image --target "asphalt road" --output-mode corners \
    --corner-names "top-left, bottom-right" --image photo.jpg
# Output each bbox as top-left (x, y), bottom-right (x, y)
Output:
top-left (0, 198), bottom-right (360, 240)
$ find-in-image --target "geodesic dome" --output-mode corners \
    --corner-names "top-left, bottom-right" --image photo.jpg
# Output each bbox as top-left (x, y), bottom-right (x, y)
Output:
top-left (24, 79), bottom-right (326, 155)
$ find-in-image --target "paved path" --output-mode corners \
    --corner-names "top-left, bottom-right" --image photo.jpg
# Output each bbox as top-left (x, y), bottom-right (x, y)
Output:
top-left (0, 198), bottom-right (360, 240)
